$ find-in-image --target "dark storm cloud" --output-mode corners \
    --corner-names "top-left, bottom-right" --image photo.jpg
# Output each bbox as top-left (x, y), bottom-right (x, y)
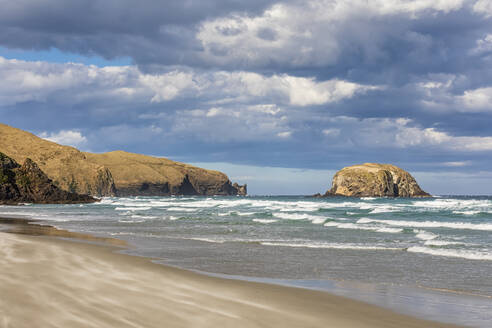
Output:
top-left (0, 0), bottom-right (278, 64)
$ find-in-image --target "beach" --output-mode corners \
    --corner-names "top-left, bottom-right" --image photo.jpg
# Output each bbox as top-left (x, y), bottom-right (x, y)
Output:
top-left (0, 221), bottom-right (462, 328)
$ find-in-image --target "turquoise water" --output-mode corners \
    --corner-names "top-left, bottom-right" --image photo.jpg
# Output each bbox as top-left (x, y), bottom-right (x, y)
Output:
top-left (1, 195), bottom-right (491, 326)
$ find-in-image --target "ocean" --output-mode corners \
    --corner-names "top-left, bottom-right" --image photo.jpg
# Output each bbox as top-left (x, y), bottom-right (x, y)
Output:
top-left (1, 195), bottom-right (491, 327)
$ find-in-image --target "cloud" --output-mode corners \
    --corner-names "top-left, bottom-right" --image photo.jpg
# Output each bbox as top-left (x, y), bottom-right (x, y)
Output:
top-left (443, 161), bottom-right (471, 167)
top-left (333, 117), bottom-right (492, 151)
top-left (416, 76), bottom-right (492, 113)
top-left (0, 56), bottom-right (377, 108)
top-left (473, 0), bottom-right (492, 17)
top-left (1, 1), bottom-right (492, 194)
top-left (39, 130), bottom-right (87, 148)
top-left (459, 87), bottom-right (492, 111)
top-left (0, 0), bottom-right (486, 76)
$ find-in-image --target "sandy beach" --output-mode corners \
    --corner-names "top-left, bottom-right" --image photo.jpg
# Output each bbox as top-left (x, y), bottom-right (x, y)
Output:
top-left (0, 220), bottom-right (463, 328)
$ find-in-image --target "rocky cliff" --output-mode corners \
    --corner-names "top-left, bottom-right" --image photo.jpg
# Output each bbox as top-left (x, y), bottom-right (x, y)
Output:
top-left (84, 151), bottom-right (247, 196)
top-left (0, 152), bottom-right (97, 204)
top-left (0, 123), bottom-right (246, 197)
top-left (0, 124), bottom-right (116, 196)
top-left (324, 163), bottom-right (430, 197)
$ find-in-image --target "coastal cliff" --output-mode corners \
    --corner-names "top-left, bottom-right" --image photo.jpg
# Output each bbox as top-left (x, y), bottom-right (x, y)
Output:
top-left (0, 123), bottom-right (246, 197)
top-left (0, 124), bottom-right (116, 197)
top-left (0, 152), bottom-right (97, 204)
top-left (84, 151), bottom-right (247, 196)
top-left (324, 163), bottom-right (430, 197)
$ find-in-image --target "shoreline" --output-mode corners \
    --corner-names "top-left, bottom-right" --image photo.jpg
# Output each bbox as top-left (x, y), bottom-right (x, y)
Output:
top-left (0, 217), bottom-right (464, 328)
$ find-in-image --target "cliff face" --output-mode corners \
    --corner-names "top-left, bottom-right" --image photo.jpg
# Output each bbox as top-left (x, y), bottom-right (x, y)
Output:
top-left (0, 124), bottom-right (116, 196)
top-left (84, 151), bottom-right (247, 196)
top-left (325, 163), bottom-right (430, 197)
top-left (0, 123), bottom-right (246, 197)
top-left (0, 152), bottom-right (97, 204)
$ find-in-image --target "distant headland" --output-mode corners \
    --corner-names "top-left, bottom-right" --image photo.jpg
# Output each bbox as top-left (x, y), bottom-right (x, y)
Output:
top-left (0, 123), bottom-right (246, 198)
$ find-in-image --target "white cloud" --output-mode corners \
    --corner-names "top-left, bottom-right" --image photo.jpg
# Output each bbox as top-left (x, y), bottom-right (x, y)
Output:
top-left (369, 118), bottom-right (492, 151)
top-left (322, 128), bottom-right (340, 136)
top-left (0, 56), bottom-right (376, 108)
top-left (197, 0), bottom-right (466, 68)
top-left (470, 33), bottom-right (492, 55)
top-left (39, 130), bottom-right (87, 148)
top-left (276, 131), bottom-right (292, 138)
top-left (319, 117), bottom-right (492, 152)
top-left (415, 75), bottom-right (492, 113)
top-left (443, 161), bottom-right (471, 167)
top-left (138, 71), bottom-right (197, 102)
top-left (473, 0), bottom-right (492, 17)
top-left (459, 87), bottom-right (492, 110)
top-left (171, 104), bottom-right (291, 142)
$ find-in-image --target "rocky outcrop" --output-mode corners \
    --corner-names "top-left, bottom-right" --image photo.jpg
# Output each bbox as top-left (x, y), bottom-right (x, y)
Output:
top-left (324, 163), bottom-right (430, 197)
top-left (233, 183), bottom-right (247, 196)
top-left (0, 123), bottom-right (116, 197)
top-left (0, 124), bottom-right (246, 197)
top-left (0, 152), bottom-right (98, 204)
top-left (84, 151), bottom-right (247, 196)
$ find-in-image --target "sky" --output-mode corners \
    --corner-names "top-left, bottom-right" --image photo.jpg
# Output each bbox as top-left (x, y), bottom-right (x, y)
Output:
top-left (1, 0), bottom-right (492, 195)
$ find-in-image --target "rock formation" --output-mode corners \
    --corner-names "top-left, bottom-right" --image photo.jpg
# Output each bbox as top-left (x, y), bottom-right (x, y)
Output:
top-left (0, 152), bottom-right (98, 204)
top-left (0, 123), bottom-right (246, 197)
top-left (324, 163), bottom-right (430, 197)
top-left (0, 123), bottom-right (116, 196)
top-left (84, 151), bottom-right (247, 196)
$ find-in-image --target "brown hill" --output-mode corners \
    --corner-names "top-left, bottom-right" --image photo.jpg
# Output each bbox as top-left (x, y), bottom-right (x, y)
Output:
top-left (324, 163), bottom-right (430, 197)
top-left (0, 123), bottom-right (246, 196)
top-left (84, 151), bottom-right (247, 196)
top-left (0, 123), bottom-right (116, 196)
top-left (0, 152), bottom-right (97, 204)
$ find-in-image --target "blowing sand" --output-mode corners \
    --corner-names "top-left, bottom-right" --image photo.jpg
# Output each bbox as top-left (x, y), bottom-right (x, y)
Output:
top-left (0, 224), bottom-right (462, 328)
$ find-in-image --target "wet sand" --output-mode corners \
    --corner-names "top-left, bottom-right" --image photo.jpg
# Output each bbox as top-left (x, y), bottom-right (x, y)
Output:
top-left (0, 219), bottom-right (463, 328)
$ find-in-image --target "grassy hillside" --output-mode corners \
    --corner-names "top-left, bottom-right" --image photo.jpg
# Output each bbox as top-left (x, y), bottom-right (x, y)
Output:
top-left (0, 123), bottom-right (115, 196)
top-left (0, 123), bottom-right (245, 196)
top-left (84, 151), bottom-right (242, 196)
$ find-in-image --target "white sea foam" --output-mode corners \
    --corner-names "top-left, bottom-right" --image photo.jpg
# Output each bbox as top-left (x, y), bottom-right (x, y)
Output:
top-left (217, 212), bottom-right (231, 216)
top-left (369, 206), bottom-right (399, 214)
top-left (423, 240), bottom-right (463, 246)
top-left (411, 199), bottom-right (492, 212)
top-left (114, 207), bottom-right (151, 211)
top-left (273, 212), bottom-right (324, 222)
top-left (261, 242), bottom-right (403, 251)
top-left (376, 227), bottom-right (404, 233)
top-left (407, 246), bottom-right (492, 261)
top-left (131, 215), bottom-right (158, 219)
top-left (323, 222), bottom-right (373, 230)
top-left (118, 218), bottom-right (146, 223)
top-left (168, 216), bottom-right (179, 221)
top-left (453, 210), bottom-right (481, 216)
top-left (357, 218), bottom-right (492, 231)
top-left (324, 221), bottom-right (403, 233)
top-left (166, 207), bottom-right (197, 212)
top-left (184, 237), bottom-right (226, 244)
top-left (236, 212), bottom-right (256, 216)
top-left (414, 230), bottom-right (438, 241)
top-left (252, 219), bottom-right (278, 224)
top-left (0, 211), bottom-right (50, 218)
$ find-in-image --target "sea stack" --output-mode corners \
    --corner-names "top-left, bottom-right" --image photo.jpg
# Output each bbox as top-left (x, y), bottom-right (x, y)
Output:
top-left (324, 163), bottom-right (430, 197)
top-left (0, 152), bottom-right (98, 204)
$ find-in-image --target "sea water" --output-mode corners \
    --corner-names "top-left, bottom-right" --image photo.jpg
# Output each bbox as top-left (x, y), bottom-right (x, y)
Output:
top-left (1, 195), bottom-right (491, 327)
